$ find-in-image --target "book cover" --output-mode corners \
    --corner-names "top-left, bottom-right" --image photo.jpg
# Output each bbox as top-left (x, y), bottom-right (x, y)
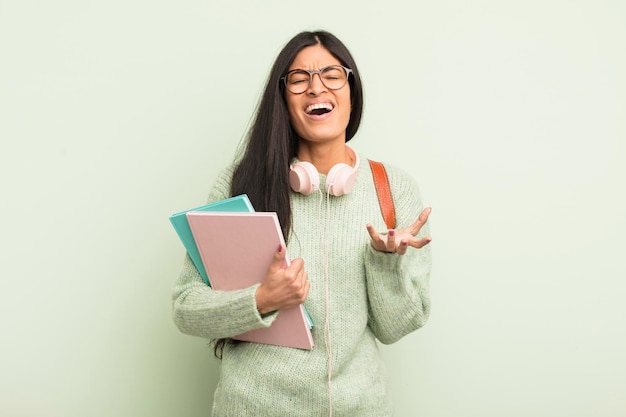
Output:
top-left (169, 194), bottom-right (254, 286)
top-left (186, 211), bottom-right (314, 350)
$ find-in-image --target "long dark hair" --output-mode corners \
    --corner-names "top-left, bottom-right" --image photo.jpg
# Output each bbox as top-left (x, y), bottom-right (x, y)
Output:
top-left (231, 30), bottom-right (364, 238)
top-left (214, 30), bottom-right (364, 359)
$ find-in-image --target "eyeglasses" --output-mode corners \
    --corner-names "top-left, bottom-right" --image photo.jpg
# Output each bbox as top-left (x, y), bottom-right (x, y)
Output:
top-left (282, 65), bottom-right (352, 94)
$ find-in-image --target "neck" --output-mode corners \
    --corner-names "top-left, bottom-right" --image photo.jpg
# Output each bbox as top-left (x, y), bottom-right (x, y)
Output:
top-left (297, 142), bottom-right (353, 174)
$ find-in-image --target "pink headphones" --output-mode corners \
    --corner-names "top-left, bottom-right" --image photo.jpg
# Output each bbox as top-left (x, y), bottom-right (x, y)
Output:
top-left (289, 146), bottom-right (360, 196)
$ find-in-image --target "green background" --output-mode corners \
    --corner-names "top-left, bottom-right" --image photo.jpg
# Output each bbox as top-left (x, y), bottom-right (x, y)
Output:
top-left (1, 0), bottom-right (625, 416)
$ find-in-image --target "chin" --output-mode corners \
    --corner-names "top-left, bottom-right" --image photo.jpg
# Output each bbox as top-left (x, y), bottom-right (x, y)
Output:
top-left (296, 124), bottom-right (348, 143)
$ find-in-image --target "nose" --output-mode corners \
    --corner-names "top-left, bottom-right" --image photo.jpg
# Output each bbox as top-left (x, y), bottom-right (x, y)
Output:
top-left (307, 72), bottom-right (326, 94)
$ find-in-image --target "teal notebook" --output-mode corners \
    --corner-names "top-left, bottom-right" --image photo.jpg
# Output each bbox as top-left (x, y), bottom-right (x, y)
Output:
top-left (170, 194), bottom-right (254, 286)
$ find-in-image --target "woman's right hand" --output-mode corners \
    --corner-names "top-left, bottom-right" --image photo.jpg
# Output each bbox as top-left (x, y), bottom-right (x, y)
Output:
top-left (255, 246), bottom-right (309, 315)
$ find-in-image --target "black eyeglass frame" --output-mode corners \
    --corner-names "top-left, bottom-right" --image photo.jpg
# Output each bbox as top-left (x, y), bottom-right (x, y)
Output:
top-left (281, 65), bottom-right (353, 94)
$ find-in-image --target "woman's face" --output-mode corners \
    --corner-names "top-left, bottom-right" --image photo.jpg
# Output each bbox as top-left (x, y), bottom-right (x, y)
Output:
top-left (285, 45), bottom-right (351, 145)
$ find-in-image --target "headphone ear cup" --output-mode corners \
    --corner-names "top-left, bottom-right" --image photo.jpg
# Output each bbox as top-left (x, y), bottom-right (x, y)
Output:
top-left (290, 161), bottom-right (320, 195)
top-left (326, 163), bottom-right (356, 196)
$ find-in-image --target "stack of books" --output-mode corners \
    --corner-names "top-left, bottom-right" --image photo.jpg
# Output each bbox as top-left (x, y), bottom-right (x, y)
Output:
top-left (170, 195), bottom-right (314, 350)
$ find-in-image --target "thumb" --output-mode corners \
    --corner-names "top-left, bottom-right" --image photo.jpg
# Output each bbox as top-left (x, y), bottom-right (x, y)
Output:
top-left (268, 244), bottom-right (286, 272)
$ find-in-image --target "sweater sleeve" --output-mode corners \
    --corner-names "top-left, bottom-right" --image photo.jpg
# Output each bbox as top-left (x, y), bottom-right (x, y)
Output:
top-left (171, 166), bottom-right (278, 340)
top-left (364, 164), bottom-right (432, 344)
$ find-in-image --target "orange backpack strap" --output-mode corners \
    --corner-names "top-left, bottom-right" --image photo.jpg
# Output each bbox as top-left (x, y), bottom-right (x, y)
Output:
top-left (369, 159), bottom-right (396, 230)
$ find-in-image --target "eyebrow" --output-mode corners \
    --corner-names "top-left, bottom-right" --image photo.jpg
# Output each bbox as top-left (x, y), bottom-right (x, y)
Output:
top-left (287, 64), bottom-right (342, 72)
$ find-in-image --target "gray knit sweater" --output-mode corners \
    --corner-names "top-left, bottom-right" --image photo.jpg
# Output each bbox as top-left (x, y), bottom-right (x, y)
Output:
top-left (172, 154), bottom-right (431, 416)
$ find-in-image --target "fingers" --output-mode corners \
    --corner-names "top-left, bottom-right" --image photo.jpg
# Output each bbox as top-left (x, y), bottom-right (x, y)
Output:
top-left (281, 258), bottom-right (309, 302)
top-left (258, 254), bottom-right (308, 313)
top-left (300, 271), bottom-right (310, 302)
top-left (396, 239), bottom-right (409, 255)
top-left (366, 224), bottom-right (381, 242)
top-left (367, 224), bottom-right (393, 253)
top-left (409, 207), bottom-right (432, 236)
top-left (420, 206), bottom-right (432, 221)
top-left (267, 244), bottom-right (287, 273)
top-left (386, 230), bottom-right (396, 252)
top-left (367, 207), bottom-right (433, 255)
top-left (408, 236), bottom-right (433, 249)
top-left (366, 224), bottom-right (386, 249)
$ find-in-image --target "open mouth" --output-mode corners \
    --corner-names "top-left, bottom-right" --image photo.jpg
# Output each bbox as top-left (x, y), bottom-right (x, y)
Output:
top-left (305, 102), bottom-right (334, 116)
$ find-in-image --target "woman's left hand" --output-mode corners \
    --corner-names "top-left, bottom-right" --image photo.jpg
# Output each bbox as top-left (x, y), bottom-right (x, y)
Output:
top-left (366, 207), bottom-right (432, 255)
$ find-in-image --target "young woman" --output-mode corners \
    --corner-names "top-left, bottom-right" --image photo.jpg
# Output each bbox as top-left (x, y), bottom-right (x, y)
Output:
top-left (172, 30), bottom-right (432, 417)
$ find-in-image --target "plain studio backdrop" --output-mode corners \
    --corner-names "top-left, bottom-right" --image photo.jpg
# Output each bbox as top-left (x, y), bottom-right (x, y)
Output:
top-left (1, 1), bottom-right (625, 416)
